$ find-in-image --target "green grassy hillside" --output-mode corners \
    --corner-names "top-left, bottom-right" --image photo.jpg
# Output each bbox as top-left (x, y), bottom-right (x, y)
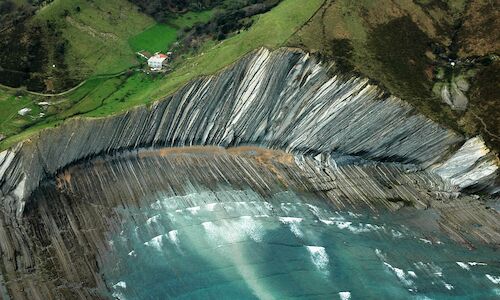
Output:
top-left (1, 0), bottom-right (497, 156)
top-left (35, 0), bottom-right (154, 78)
top-left (0, 0), bottom-right (325, 150)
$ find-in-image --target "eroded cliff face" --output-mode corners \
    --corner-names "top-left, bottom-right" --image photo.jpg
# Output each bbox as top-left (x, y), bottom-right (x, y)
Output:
top-left (0, 48), bottom-right (498, 299)
top-left (0, 48), bottom-right (496, 217)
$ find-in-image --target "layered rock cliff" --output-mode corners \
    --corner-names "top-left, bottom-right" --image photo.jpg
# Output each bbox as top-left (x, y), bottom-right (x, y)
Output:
top-left (0, 48), bottom-right (498, 299)
top-left (0, 48), bottom-right (496, 217)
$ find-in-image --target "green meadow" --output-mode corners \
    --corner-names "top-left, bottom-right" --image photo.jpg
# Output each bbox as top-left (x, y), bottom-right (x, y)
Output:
top-left (129, 24), bottom-right (178, 53)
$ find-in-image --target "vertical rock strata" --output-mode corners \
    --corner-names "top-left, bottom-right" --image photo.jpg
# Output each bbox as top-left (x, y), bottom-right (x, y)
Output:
top-left (0, 48), bottom-right (496, 217)
top-left (0, 148), bottom-right (498, 299)
top-left (0, 48), bottom-right (498, 299)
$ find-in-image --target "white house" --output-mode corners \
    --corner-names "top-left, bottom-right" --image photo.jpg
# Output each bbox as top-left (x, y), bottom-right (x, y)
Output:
top-left (147, 53), bottom-right (168, 70)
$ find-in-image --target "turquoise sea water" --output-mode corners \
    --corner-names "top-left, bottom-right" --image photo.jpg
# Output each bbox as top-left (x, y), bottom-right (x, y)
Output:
top-left (102, 188), bottom-right (500, 299)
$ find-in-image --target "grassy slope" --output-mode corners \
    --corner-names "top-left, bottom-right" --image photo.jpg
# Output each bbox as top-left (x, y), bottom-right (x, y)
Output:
top-left (0, 0), bottom-right (324, 150)
top-left (87, 0), bottom-right (324, 117)
top-left (129, 10), bottom-right (214, 53)
top-left (36, 0), bottom-right (154, 78)
top-left (0, 92), bottom-right (42, 138)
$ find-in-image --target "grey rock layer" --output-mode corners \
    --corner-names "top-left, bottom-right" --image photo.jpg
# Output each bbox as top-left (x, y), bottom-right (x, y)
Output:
top-left (0, 48), bottom-right (497, 216)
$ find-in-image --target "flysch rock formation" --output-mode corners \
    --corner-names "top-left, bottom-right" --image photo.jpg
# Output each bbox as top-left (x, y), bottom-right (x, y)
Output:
top-left (0, 48), bottom-right (498, 299)
top-left (0, 147), bottom-right (498, 299)
top-left (0, 48), bottom-right (496, 217)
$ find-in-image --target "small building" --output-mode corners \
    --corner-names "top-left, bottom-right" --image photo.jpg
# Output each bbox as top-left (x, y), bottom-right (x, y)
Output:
top-left (18, 108), bottom-right (32, 116)
top-left (147, 52), bottom-right (168, 71)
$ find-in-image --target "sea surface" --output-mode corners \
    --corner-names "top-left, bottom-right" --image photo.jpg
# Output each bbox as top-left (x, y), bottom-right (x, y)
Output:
top-left (102, 188), bottom-right (500, 299)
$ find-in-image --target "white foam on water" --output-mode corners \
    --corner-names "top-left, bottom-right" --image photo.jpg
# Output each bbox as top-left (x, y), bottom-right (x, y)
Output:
top-left (375, 248), bottom-right (386, 260)
top-left (419, 238), bottom-right (432, 244)
top-left (334, 221), bottom-right (352, 229)
top-left (202, 221), bottom-right (219, 243)
top-left (486, 274), bottom-right (500, 284)
top-left (279, 217), bottom-right (303, 238)
top-left (264, 202), bottom-right (273, 211)
top-left (205, 203), bottom-right (217, 211)
top-left (127, 250), bottom-right (136, 257)
top-left (306, 246), bottom-right (329, 274)
top-left (414, 262), bottom-right (443, 279)
top-left (456, 262), bottom-right (470, 270)
top-left (338, 291), bottom-right (351, 300)
top-left (255, 214), bottom-right (269, 218)
top-left (334, 221), bottom-right (383, 234)
top-left (236, 216), bottom-right (264, 242)
top-left (111, 281), bottom-right (128, 299)
top-left (492, 288), bottom-right (500, 295)
top-left (330, 213), bottom-right (346, 221)
top-left (408, 271), bottom-right (417, 278)
top-left (113, 281), bottom-right (127, 289)
top-left (444, 283), bottom-right (454, 290)
top-left (391, 229), bottom-right (404, 238)
top-left (112, 291), bottom-right (127, 300)
top-left (146, 215), bottom-right (160, 225)
top-left (376, 251), bottom-right (415, 288)
top-left (320, 219), bottom-right (334, 225)
top-left (383, 262), bottom-right (415, 287)
top-left (202, 217), bottom-right (265, 244)
top-left (186, 206), bottom-right (201, 215)
top-left (150, 200), bottom-right (162, 210)
top-left (348, 211), bottom-right (362, 218)
top-left (168, 230), bottom-right (179, 246)
top-left (348, 223), bottom-right (383, 234)
top-left (279, 217), bottom-right (302, 223)
top-left (144, 235), bottom-right (163, 251)
top-left (280, 203), bottom-right (292, 213)
top-left (468, 262), bottom-right (487, 266)
top-left (306, 204), bottom-right (322, 218)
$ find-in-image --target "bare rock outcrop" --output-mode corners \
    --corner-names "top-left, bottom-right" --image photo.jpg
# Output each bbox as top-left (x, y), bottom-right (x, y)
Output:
top-left (1, 48), bottom-right (497, 217)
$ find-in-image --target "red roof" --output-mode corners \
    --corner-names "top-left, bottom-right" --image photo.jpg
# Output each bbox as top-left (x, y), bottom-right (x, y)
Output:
top-left (157, 54), bottom-right (167, 58)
